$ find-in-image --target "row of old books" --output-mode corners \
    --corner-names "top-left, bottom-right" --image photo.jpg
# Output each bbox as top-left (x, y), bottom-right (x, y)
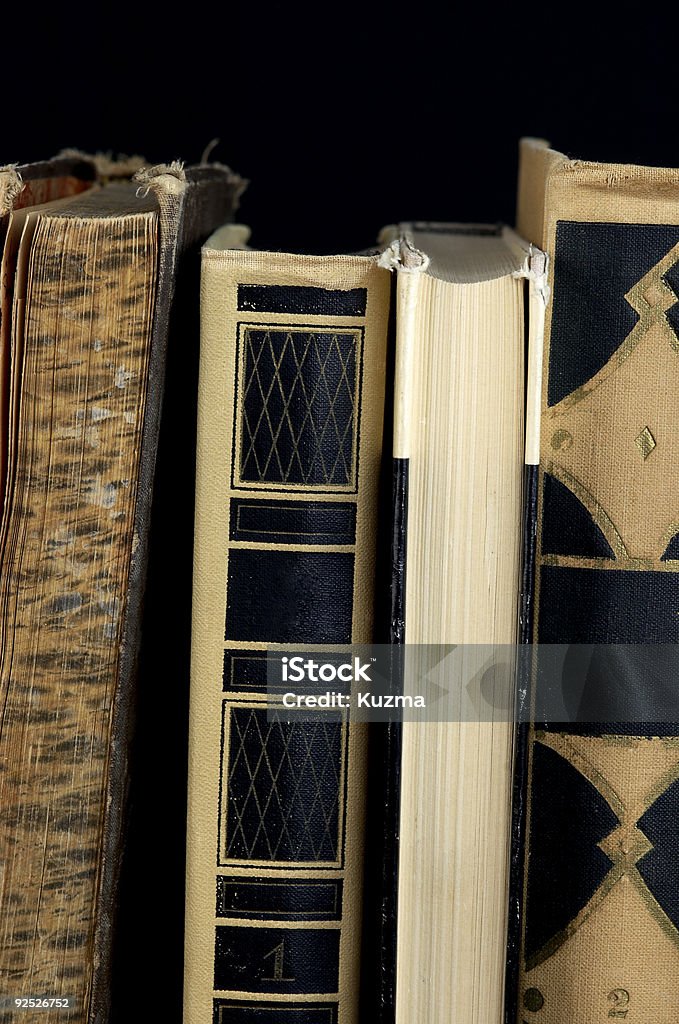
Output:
top-left (0, 140), bottom-right (675, 1024)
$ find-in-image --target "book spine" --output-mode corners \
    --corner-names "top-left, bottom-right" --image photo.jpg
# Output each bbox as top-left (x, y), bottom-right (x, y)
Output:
top-left (504, 462), bottom-right (538, 1024)
top-left (505, 253), bottom-right (547, 1024)
top-left (0, 203), bottom-right (159, 1022)
top-left (515, 141), bottom-right (679, 1023)
top-left (0, 154), bottom-right (97, 217)
top-left (90, 167), bottom-right (244, 1024)
top-left (184, 250), bottom-right (390, 1024)
top-left (373, 457), bottom-right (407, 1024)
top-left (371, 250), bottom-right (420, 1024)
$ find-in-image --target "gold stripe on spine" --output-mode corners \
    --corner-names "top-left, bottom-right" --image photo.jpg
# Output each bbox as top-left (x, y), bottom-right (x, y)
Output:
top-left (543, 461), bottom-right (628, 559)
top-left (541, 554), bottom-right (679, 571)
top-left (215, 994), bottom-right (340, 1007)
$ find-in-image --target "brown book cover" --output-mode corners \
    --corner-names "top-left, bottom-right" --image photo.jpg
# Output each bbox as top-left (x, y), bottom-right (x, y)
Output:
top-left (0, 161), bottom-right (244, 1023)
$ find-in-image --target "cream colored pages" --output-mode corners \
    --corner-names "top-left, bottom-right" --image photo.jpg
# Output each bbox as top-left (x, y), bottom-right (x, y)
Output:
top-left (392, 226), bottom-right (538, 1024)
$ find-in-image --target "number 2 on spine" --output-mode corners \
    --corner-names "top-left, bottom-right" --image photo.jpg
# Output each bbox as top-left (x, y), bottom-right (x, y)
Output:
top-left (608, 989), bottom-right (629, 1018)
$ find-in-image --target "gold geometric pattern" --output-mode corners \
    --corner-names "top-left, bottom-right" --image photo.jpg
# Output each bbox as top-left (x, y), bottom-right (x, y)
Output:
top-left (220, 706), bottom-right (346, 866)
top-left (635, 426), bottom-right (656, 460)
top-left (523, 734), bottom-right (679, 1024)
top-left (237, 326), bottom-right (361, 489)
top-left (542, 242), bottom-right (679, 562)
top-left (598, 821), bottom-right (652, 866)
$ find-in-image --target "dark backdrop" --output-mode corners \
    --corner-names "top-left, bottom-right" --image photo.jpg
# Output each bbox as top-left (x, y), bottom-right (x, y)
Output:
top-left (5, 8), bottom-right (677, 252)
top-left (3, 5), bottom-right (674, 1022)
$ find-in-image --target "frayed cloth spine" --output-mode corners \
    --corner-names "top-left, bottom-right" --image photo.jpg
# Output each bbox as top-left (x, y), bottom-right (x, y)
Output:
top-left (133, 162), bottom-right (187, 199)
top-left (512, 246), bottom-right (550, 306)
top-left (516, 246), bottom-right (549, 467)
top-left (0, 165), bottom-right (23, 215)
top-left (58, 149), bottom-right (146, 181)
top-left (377, 235), bottom-right (430, 274)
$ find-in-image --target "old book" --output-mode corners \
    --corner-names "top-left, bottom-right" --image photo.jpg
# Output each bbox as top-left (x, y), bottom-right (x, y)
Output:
top-left (0, 155), bottom-right (98, 503)
top-left (514, 139), bottom-right (679, 1024)
top-left (0, 154), bottom-right (97, 219)
top-left (185, 234), bottom-right (390, 1023)
top-left (0, 162), bottom-right (243, 1023)
top-left (381, 224), bottom-right (547, 1024)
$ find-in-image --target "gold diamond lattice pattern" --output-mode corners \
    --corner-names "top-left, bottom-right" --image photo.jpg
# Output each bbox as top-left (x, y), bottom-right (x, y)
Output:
top-left (240, 328), bottom-right (358, 486)
top-left (224, 707), bottom-right (343, 862)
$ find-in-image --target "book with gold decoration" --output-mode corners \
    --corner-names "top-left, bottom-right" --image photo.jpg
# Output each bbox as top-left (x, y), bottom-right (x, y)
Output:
top-left (184, 220), bottom-right (551, 1024)
top-left (513, 138), bottom-right (679, 1024)
top-left (184, 229), bottom-right (390, 1024)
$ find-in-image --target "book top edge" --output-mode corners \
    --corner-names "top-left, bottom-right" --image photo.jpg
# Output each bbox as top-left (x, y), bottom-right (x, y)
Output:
top-left (521, 137), bottom-right (679, 186)
top-left (381, 223), bottom-right (536, 285)
top-left (202, 240), bottom-right (383, 266)
top-left (202, 221), bottom-right (539, 285)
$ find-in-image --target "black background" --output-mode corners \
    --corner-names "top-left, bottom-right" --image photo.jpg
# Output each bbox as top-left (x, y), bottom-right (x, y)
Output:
top-left (5, 8), bottom-right (678, 253)
top-left (4, 5), bottom-right (676, 1021)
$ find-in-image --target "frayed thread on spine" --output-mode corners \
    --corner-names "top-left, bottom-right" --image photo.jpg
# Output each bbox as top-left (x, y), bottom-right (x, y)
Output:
top-left (0, 165), bottom-right (23, 215)
top-left (58, 149), bottom-right (146, 180)
top-left (377, 236), bottom-right (430, 274)
top-left (512, 245), bottom-right (550, 305)
top-left (133, 162), bottom-right (186, 198)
